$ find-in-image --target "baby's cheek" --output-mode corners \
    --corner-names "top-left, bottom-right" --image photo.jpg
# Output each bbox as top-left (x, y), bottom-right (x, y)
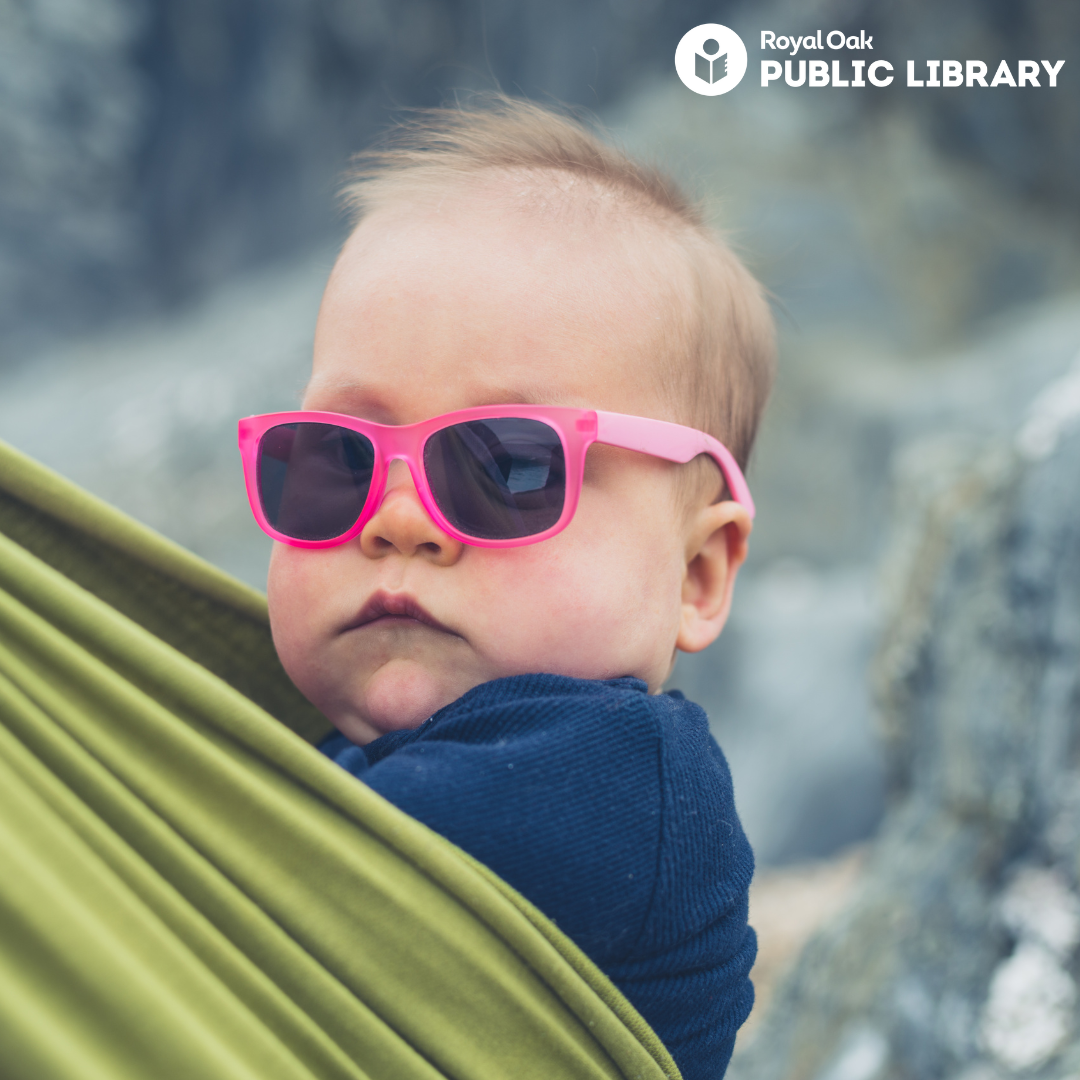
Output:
top-left (556, 526), bottom-right (684, 672)
top-left (467, 537), bottom-right (667, 676)
top-left (267, 546), bottom-right (299, 644)
top-left (459, 546), bottom-right (575, 661)
top-left (266, 545), bottom-right (329, 678)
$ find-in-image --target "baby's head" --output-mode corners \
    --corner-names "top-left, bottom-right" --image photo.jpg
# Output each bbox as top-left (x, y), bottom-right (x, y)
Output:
top-left (261, 99), bottom-right (775, 744)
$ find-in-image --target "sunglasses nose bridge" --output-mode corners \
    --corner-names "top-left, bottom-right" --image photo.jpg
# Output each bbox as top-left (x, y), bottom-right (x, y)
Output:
top-left (382, 452), bottom-right (423, 484)
top-left (373, 426), bottom-right (430, 508)
top-left (377, 421), bottom-right (422, 462)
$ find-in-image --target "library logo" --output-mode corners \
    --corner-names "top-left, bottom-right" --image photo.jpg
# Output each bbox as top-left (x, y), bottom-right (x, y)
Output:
top-left (675, 24), bottom-right (748, 95)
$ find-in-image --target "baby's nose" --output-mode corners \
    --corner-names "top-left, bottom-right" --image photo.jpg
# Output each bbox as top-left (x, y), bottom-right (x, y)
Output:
top-left (359, 461), bottom-right (463, 564)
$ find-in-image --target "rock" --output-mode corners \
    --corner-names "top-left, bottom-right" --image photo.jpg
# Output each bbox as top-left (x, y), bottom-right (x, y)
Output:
top-left (729, 364), bottom-right (1080, 1079)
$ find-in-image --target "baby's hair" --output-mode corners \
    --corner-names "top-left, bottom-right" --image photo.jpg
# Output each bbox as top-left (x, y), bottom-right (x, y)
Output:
top-left (340, 96), bottom-right (775, 486)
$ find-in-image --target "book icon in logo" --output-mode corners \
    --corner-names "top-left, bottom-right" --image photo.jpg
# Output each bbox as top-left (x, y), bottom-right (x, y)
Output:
top-left (695, 38), bottom-right (727, 85)
top-left (675, 24), bottom-right (746, 96)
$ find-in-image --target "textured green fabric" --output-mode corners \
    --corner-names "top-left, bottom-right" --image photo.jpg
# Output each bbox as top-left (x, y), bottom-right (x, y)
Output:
top-left (0, 438), bottom-right (679, 1080)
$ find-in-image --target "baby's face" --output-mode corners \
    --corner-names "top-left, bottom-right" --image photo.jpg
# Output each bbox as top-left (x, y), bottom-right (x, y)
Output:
top-left (267, 189), bottom-right (746, 743)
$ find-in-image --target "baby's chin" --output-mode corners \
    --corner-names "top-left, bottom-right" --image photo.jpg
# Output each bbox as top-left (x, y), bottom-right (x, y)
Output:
top-left (350, 658), bottom-right (481, 742)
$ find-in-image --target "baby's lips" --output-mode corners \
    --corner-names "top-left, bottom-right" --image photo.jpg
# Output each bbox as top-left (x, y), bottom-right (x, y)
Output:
top-left (346, 589), bottom-right (455, 634)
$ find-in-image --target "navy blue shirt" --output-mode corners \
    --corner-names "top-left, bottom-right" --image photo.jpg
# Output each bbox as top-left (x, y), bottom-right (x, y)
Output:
top-left (320, 673), bottom-right (756, 1079)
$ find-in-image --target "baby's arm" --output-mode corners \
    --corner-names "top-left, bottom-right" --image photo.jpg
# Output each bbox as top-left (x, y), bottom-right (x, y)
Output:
top-left (613, 704), bottom-right (757, 1079)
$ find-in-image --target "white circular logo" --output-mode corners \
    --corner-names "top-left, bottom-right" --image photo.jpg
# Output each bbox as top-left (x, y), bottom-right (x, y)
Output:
top-left (674, 24), bottom-right (748, 96)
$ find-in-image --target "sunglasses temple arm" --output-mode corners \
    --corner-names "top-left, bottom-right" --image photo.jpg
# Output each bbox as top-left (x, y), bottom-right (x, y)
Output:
top-left (592, 411), bottom-right (755, 518)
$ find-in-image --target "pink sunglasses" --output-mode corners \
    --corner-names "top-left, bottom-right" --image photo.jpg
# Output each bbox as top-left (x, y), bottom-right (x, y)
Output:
top-left (238, 405), bottom-right (754, 549)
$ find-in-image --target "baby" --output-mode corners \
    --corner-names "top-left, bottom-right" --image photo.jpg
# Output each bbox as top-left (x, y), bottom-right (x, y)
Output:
top-left (240, 99), bottom-right (775, 1079)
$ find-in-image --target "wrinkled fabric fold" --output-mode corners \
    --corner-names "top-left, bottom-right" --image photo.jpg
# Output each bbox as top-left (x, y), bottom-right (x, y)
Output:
top-left (0, 437), bottom-right (679, 1080)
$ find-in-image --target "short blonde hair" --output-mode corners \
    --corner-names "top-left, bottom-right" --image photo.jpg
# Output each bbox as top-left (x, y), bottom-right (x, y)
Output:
top-left (340, 96), bottom-right (775, 476)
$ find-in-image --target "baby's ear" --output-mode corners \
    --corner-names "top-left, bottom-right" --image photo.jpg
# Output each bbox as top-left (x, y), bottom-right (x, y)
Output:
top-left (676, 501), bottom-right (751, 654)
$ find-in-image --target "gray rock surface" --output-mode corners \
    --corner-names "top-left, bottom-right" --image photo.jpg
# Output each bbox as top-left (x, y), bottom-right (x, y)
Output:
top-left (729, 362), bottom-right (1080, 1079)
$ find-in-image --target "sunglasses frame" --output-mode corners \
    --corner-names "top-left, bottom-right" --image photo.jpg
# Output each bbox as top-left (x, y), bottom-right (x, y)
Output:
top-left (238, 405), bottom-right (755, 549)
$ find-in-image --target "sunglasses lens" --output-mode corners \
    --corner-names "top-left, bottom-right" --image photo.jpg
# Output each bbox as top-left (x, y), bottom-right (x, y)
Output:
top-left (424, 418), bottom-right (566, 540)
top-left (257, 423), bottom-right (375, 541)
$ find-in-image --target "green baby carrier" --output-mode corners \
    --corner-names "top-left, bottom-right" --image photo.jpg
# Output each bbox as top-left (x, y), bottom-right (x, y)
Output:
top-left (0, 438), bottom-right (679, 1080)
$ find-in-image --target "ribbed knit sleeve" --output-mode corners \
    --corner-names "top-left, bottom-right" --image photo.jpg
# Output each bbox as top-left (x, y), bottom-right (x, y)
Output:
top-left (605, 692), bottom-right (756, 1076)
top-left (320, 674), bottom-right (755, 1079)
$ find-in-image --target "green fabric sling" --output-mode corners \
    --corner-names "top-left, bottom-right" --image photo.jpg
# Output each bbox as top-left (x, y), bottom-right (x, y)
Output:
top-left (0, 437), bottom-right (679, 1080)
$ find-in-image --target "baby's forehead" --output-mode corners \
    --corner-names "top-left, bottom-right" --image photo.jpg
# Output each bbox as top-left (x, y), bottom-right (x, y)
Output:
top-left (313, 181), bottom-right (696, 422)
top-left (343, 174), bottom-right (696, 332)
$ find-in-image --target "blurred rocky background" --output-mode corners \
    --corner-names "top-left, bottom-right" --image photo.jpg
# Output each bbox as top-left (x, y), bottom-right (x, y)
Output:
top-left (0, 0), bottom-right (730, 357)
top-left (1, 1), bottom-right (1079, 1074)
top-left (732, 374), bottom-right (1080, 1080)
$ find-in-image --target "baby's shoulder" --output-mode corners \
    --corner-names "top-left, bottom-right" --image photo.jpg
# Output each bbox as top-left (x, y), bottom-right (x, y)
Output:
top-left (419, 672), bottom-right (663, 741)
top-left (417, 673), bottom-right (718, 767)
